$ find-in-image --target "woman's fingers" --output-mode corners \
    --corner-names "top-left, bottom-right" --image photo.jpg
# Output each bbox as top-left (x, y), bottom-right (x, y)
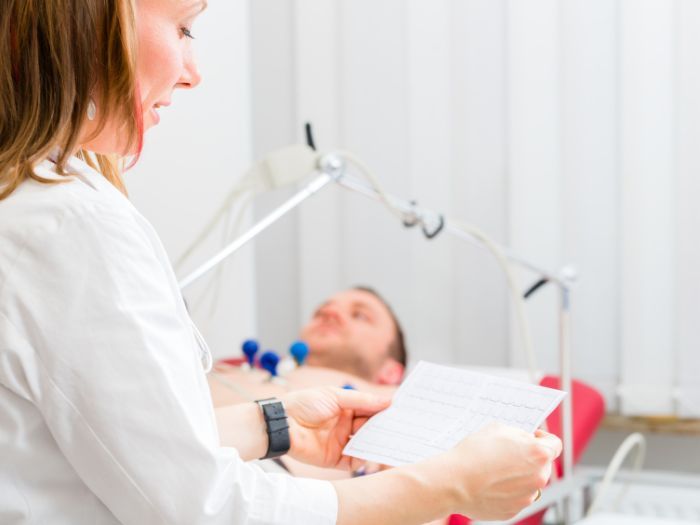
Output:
top-left (332, 387), bottom-right (392, 416)
top-left (351, 416), bottom-right (369, 434)
top-left (533, 429), bottom-right (563, 461)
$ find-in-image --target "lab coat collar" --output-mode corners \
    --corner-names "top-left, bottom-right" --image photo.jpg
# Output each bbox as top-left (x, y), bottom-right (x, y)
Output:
top-left (41, 150), bottom-right (118, 195)
top-left (63, 156), bottom-right (112, 193)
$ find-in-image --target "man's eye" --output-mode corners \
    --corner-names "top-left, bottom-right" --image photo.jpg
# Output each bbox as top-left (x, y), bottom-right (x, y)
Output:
top-left (180, 27), bottom-right (195, 39)
top-left (352, 311), bottom-right (368, 321)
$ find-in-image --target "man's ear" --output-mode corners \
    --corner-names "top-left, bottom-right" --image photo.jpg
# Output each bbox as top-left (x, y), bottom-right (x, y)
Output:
top-left (375, 359), bottom-right (404, 385)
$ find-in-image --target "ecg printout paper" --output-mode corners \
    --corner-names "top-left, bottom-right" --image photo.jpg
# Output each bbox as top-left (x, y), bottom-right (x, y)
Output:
top-left (343, 361), bottom-right (566, 467)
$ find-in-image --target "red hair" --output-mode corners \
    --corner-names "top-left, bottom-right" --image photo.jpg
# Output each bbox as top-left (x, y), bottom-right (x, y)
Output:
top-left (127, 83), bottom-right (145, 169)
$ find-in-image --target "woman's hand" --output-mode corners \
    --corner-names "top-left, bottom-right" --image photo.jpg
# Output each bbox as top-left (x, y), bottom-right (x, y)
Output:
top-left (331, 422), bottom-right (562, 525)
top-left (441, 423), bottom-right (562, 520)
top-left (281, 387), bottom-right (391, 470)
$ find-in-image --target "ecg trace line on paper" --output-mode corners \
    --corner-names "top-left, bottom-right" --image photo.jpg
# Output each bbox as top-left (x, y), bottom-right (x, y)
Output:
top-left (343, 361), bottom-right (566, 467)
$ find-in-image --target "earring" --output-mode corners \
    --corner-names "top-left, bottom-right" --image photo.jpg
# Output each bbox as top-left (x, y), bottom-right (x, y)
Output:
top-left (87, 97), bottom-right (96, 121)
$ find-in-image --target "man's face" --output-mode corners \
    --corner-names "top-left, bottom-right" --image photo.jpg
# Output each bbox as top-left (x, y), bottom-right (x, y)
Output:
top-left (300, 289), bottom-right (397, 381)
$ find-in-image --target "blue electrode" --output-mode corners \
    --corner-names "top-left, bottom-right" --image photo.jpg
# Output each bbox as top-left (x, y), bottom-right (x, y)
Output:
top-left (242, 339), bottom-right (259, 367)
top-left (260, 351), bottom-right (280, 377)
top-left (289, 340), bottom-right (309, 367)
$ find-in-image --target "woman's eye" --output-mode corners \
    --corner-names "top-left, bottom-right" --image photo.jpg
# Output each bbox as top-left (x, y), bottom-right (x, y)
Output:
top-left (180, 27), bottom-right (195, 39)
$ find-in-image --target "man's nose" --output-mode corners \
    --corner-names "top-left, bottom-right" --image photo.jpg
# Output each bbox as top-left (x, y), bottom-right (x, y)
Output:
top-left (318, 306), bottom-right (343, 325)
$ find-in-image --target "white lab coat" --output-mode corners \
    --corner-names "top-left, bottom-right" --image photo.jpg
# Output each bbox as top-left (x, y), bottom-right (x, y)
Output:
top-left (0, 156), bottom-right (337, 524)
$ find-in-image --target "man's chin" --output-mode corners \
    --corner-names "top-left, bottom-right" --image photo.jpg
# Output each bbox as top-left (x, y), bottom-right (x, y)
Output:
top-left (300, 334), bottom-right (341, 352)
top-left (303, 351), bottom-right (331, 368)
top-left (304, 350), bottom-right (345, 372)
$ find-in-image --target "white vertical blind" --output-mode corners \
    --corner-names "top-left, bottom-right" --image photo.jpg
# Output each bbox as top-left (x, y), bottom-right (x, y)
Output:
top-left (560, 0), bottom-right (620, 404)
top-left (618, 0), bottom-right (677, 415)
top-left (333, 0), bottom-right (413, 307)
top-left (405, 0), bottom-right (455, 360)
top-left (251, 0), bottom-right (700, 416)
top-left (506, 0), bottom-right (563, 373)
top-left (450, 0), bottom-right (510, 366)
top-left (676, 0), bottom-right (700, 418)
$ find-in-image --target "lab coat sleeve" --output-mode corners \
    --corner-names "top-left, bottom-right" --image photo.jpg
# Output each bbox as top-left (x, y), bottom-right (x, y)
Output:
top-left (6, 199), bottom-right (338, 525)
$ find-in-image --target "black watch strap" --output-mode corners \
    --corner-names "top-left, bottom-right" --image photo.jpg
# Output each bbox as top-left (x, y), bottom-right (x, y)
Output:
top-left (255, 398), bottom-right (290, 459)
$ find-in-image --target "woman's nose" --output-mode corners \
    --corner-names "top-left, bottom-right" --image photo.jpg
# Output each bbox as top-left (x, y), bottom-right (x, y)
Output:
top-left (178, 52), bottom-right (202, 89)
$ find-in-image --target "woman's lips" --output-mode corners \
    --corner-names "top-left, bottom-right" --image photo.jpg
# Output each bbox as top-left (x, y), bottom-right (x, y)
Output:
top-left (149, 101), bottom-right (169, 125)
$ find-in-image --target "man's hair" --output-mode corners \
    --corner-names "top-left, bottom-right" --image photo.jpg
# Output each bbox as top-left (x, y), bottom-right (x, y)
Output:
top-left (353, 286), bottom-right (408, 368)
top-left (1, 0), bottom-right (142, 200)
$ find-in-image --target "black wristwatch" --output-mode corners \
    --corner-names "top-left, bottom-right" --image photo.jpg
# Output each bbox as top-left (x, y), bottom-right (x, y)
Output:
top-left (255, 398), bottom-right (290, 459)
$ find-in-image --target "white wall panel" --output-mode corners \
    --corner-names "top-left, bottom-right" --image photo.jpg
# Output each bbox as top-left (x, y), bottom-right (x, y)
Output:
top-left (619, 0), bottom-right (677, 415)
top-left (676, 0), bottom-right (700, 418)
top-left (251, 0), bottom-right (300, 354)
top-left (294, 0), bottom-right (345, 325)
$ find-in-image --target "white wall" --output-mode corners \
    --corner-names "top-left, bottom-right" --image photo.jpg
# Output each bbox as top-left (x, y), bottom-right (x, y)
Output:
top-left (250, 0), bottom-right (700, 420)
top-left (127, 0), bottom-right (255, 359)
top-left (249, 0), bottom-right (301, 355)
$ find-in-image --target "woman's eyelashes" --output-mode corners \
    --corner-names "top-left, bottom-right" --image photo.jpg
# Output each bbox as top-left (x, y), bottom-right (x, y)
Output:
top-left (180, 27), bottom-right (195, 39)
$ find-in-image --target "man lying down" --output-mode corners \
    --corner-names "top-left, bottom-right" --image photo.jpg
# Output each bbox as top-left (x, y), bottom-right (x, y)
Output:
top-left (208, 286), bottom-right (406, 480)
